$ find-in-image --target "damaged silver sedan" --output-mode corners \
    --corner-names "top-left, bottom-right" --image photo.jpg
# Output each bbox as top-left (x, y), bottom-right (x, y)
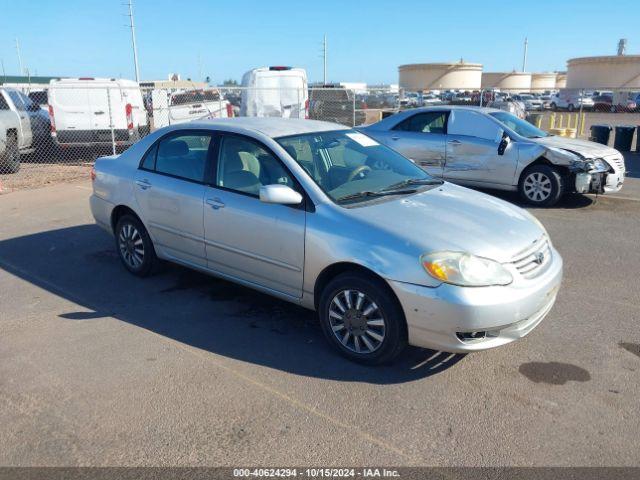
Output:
top-left (362, 106), bottom-right (625, 207)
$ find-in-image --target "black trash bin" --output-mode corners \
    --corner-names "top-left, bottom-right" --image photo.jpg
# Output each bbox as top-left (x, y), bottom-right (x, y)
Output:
top-left (614, 125), bottom-right (635, 152)
top-left (589, 124), bottom-right (612, 145)
top-left (526, 113), bottom-right (543, 126)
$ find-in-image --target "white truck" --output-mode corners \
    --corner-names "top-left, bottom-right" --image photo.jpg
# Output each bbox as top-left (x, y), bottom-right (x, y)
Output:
top-left (48, 78), bottom-right (149, 148)
top-left (0, 87), bottom-right (52, 173)
top-left (0, 107), bottom-right (21, 173)
top-left (240, 66), bottom-right (308, 118)
top-left (150, 88), bottom-right (230, 129)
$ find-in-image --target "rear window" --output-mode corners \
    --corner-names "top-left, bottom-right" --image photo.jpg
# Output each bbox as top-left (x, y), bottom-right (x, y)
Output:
top-left (170, 90), bottom-right (221, 106)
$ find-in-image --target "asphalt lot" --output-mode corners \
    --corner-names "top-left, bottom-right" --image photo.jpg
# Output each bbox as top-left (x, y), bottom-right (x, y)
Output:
top-left (1, 158), bottom-right (640, 466)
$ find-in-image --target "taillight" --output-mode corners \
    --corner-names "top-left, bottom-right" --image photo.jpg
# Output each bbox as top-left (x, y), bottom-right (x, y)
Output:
top-left (125, 103), bottom-right (133, 132)
top-left (304, 99), bottom-right (309, 119)
top-left (90, 167), bottom-right (96, 182)
top-left (226, 103), bottom-right (233, 118)
top-left (48, 104), bottom-right (56, 136)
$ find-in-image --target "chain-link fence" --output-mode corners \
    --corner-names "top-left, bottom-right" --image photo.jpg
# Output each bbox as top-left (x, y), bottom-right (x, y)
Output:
top-left (1, 83), bottom-right (639, 192)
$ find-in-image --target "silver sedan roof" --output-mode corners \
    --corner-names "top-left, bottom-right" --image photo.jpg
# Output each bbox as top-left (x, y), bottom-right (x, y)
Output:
top-left (189, 117), bottom-right (350, 139)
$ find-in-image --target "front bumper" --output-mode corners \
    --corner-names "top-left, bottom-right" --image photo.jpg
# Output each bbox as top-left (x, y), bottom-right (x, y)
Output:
top-left (389, 247), bottom-right (563, 353)
top-left (603, 170), bottom-right (624, 193)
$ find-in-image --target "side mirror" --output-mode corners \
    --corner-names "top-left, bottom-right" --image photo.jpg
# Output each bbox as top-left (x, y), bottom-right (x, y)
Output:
top-left (498, 133), bottom-right (510, 156)
top-left (259, 184), bottom-right (303, 205)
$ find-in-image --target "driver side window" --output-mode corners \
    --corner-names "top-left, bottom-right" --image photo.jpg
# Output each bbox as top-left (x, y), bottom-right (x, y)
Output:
top-left (216, 135), bottom-right (295, 197)
top-left (394, 112), bottom-right (447, 134)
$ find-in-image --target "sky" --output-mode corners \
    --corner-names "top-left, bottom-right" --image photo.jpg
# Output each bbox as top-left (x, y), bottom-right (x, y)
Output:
top-left (1, 0), bottom-right (639, 85)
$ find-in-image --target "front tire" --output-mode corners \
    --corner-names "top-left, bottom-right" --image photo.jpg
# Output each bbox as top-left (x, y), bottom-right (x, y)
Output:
top-left (319, 272), bottom-right (407, 365)
top-left (567, 103), bottom-right (575, 112)
top-left (115, 214), bottom-right (157, 277)
top-left (1, 132), bottom-right (21, 174)
top-left (519, 165), bottom-right (565, 207)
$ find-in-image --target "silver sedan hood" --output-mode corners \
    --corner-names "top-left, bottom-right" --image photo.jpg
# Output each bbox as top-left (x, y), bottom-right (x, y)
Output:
top-left (529, 135), bottom-right (619, 159)
top-left (345, 183), bottom-right (545, 264)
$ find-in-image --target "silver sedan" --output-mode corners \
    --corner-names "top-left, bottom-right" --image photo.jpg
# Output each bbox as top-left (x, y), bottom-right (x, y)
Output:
top-left (90, 118), bottom-right (562, 364)
top-left (361, 106), bottom-right (625, 207)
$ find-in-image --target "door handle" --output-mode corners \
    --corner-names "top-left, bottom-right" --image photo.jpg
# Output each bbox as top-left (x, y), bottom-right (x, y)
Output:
top-left (206, 198), bottom-right (225, 210)
top-left (94, 111), bottom-right (105, 115)
top-left (135, 179), bottom-right (151, 190)
top-left (390, 136), bottom-right (399, 141)
top-left (447, 139), bottom-right (462, 145)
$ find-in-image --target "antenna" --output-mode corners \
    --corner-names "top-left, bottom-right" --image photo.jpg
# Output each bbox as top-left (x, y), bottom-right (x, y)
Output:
top-left (125, 0), bottom-right (141, 82)
top-left (15, 37), bottom-right (24, 75)
top-left (522, 37), bottom-right (528, 72)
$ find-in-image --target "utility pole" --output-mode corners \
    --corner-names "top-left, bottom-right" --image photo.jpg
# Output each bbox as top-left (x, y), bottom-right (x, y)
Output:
top-left (15, 37), bottom-right (24, 75)
top-left (522, 37), bottom-right (528, 72)
top-left (126, 0), bottom-right (141, 82)
top-left (323, 35), bottom-right (327, 85)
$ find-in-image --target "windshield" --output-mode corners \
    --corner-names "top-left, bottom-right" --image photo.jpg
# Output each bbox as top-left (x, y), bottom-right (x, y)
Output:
top-left (489, 111), bottom-right (549, 138)
top-left (276, 130), bottom-right (437, 204)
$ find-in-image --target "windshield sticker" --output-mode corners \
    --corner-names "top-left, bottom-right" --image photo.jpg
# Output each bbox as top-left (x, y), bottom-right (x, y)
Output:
top-left (346, 132), bottom-right (379, 147)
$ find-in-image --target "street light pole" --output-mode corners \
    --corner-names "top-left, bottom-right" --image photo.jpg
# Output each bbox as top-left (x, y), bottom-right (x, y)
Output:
top-left (15, 38), bottom-right (24, 75)
top-left (127, 0), bottom-right (141, 82)
top-left (323, 35), bottom-right (327, 85)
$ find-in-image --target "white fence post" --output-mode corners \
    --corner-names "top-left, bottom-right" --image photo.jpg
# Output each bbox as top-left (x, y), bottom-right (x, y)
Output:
top-left (106, 87), bottom-right (116, 156)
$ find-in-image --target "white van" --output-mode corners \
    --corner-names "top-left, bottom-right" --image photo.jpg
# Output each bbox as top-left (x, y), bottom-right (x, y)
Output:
top-left (48, 78), bottom-right (148, 147)
top-left (240, 67), bottom-right (308, 118)
top-left (151, 88), bottom-right (230, 129)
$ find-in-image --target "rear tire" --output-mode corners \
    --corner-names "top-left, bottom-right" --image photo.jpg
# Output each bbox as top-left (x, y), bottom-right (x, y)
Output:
top-left (115, 214), bottom-right (157, 277)
top-left (318, 272), bottom-right (407, 365)
top-left (519, 164), bottom-right (564, 207)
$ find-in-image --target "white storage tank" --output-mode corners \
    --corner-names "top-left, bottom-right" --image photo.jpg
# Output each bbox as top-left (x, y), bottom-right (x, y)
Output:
top-left (530, 73), bottom-right (558, 92)
top-left (566, 55), bottom-right (640, 89)
top-left (555, 72), bottom-right (567, 89)
top-left (481, 71), bottom-right (532, 91)
top-left (398, 61), bottom-right (482, 91)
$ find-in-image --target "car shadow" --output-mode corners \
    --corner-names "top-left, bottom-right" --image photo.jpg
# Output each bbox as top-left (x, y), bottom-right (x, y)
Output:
top-left (0, 224), bottom-right (465, 385)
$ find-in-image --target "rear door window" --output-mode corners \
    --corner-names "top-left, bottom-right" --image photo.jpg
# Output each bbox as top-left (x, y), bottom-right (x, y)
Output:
top-left (394, 111), bottom-right (447, 134)
top-left (152, 133), bottom-right (213, 182)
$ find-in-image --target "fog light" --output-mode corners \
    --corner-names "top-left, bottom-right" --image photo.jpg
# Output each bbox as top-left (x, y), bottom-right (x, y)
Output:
top-left (456, 331), bottom-right (487, 342)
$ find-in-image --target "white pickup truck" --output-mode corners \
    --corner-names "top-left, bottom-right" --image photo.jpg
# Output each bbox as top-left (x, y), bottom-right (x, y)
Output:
top-left (151, 88), bottom-right (230, 128)
top-left (0, 87), bottom-right (51, 173)
top-left (0, 107), bottom-right (21, 173)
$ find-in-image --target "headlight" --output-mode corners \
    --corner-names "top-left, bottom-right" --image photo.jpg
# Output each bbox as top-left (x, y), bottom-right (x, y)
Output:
top-left (421, 252), bottom-right (513, 287)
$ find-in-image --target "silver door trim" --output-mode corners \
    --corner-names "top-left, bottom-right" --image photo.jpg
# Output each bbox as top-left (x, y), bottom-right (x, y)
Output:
top-left (203, 237), bottom-right (302, 272)
top-left (161, 252), bottom-right (303, 303)
top-left (148, 222), bottom-right (203, 243)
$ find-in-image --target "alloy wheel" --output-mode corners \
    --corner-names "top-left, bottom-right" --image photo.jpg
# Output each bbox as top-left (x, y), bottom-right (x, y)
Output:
top-left (523, 172), bottom-right (552, 202)
top-left (118, 223), bottom-right (145, 269)
top-left (328, 289), bottom-right (386, 354)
